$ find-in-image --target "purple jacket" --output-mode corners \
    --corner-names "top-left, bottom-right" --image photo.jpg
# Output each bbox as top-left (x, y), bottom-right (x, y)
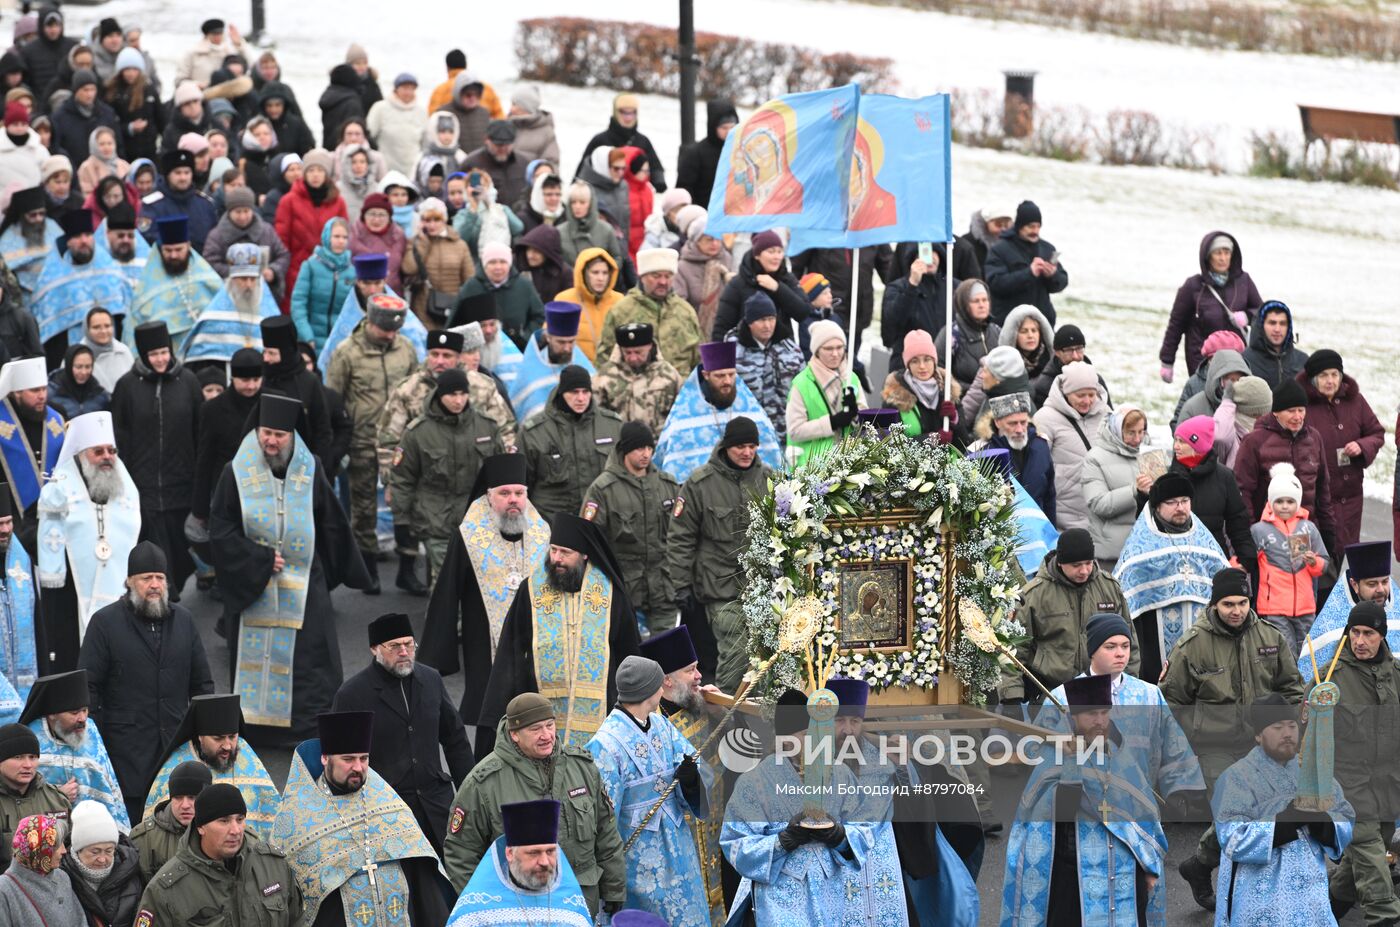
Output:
top-left (1159, 230), bottom-right (1262, 374)
top-left (1301, 371), bottom-right (1386, 553)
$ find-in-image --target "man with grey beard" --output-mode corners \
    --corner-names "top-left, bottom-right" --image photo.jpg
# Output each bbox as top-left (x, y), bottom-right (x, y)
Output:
top-left (37, 411), bottom-right (142, 674)
top-left (333, 611), bottom-right (473, 853)
top-left (979, 389), bottom-right (1056, 524)
top-left (421, 453), bottom-right (551, 738)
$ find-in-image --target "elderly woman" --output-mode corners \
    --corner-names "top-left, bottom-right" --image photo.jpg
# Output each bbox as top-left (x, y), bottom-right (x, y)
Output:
top-left (1000, 303), bottom-right (1054, 383)
top-left (1032, 360), bottom-right (1108, 531)
top-left (1299, 349), bottom-right (1386, 553)
top-left (786, 319), bottom-right (863, 467)
top-left (934, 278), bottom-right (1000, 390)
top-left (883, 329), bottom-right (957, 442)
top-left (1082, 404), bottom-right (1152, 567)
top-left (0, 813), bottom-right (82, 927)
top-left (1159, 230), bottom-right (1261, 380)
top-left (62, 802), bottom-right (142, 927)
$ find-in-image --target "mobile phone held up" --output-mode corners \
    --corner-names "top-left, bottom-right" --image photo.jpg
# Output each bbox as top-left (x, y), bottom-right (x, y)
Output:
top-left (917, 242), bottom-right (934, 266)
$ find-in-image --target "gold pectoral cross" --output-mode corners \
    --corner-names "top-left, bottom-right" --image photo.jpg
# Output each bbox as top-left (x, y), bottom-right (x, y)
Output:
top-left (1098, 797), bottom-right (1112, 826)
top-left (363, 859), bottom-right (380, 903)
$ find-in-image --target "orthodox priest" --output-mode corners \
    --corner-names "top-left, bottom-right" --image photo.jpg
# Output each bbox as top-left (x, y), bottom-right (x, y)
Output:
top-left (142, 692), bottom-right (282, 835)
top-left (126, 215), bottom-right (224, 354)
top-left (271, 710), bottom-right (453, 927)
top-left (20, 668), bottom-right (129, 831)
top-left (0, 483), bottom-right (40, 700)
top-left (476, 513), bottom-right (640, 759)
top-left (0, 355), bottom-right (66, 553)
top-left (1300, 540), bottom-right (1400, 683)
top-left (36, 411), bottom-right (140, 672)
top-left (209, 392), bottom-right (368, 740)
top-left (419, 453), bottom-right (550, 733)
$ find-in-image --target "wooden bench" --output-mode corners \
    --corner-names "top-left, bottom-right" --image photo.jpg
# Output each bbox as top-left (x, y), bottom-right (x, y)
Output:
top-left (1298, 104), bottom-right (1400, 147)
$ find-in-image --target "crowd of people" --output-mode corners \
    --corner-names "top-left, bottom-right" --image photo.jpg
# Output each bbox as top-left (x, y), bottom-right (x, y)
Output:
top-left (0, 8), bottom-right (1394, 927)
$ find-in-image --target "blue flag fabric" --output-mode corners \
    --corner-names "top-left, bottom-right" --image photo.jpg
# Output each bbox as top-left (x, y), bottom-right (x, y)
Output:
top-left (704, 86), bottom-right (858, 235)
top-left (788, 92), bottom-right (953, 253)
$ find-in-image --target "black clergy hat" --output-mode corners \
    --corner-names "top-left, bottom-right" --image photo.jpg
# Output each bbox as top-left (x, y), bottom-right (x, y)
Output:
top-left (368, 613), bottom-right (414, 647)
top-left (58, 207), bottom-right (94, 240)
top-left (1346, 541), bottom-right (1391, 582)
top-left (259, 391), bottom-right (301, 433)
top-left (452, 291), bottom-right (497, 326)
top-left (825, 676), bottom-right (870, 719)
top-left (501, 799), bottom-right (561, 847)
top-left (773, 687), bottom-right (809, 738)
top-left (168, 760), bottom-right (214, 798)
top-left (318, 711), bottom-right (374, 756)
top-left (133, 321), bottom-right (171, 358)
top-left (260, 316), bottom-right (298, 357)
top-left (104, 201), bottom-right (136, 231)
top-left (1250, 693), bottom-right (1298, 734)
top-left (127, 540), bottom-right (166, 576)
top-left (481, 453), bottom-right (527, 489)
top-left (1063, 674), bottom-right (1112, 710)
top-left (639, 626), bottom-right (698, 675)
top-left (549, 513), bottom-right (593, 554)
top-left (8, 186), bottom-right (44, 218)
top-left (183, 694), bottom-right (243, 739)
top-left (19, 670), bottom-right (89, 725)
top-left (230, 347), bottom-right (264, 379)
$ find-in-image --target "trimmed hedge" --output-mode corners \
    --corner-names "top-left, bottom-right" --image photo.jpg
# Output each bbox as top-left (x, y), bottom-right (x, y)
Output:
top-left (515, 18), bottom-right (896, 106)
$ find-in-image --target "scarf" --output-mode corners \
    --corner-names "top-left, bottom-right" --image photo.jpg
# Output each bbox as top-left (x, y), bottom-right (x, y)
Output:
top-left (87, 128), bottom-right (120, 173)
top-left (57, 344), bottom-right (104, 401)
top-left (1175, 451), bottom-right (1205, 469)
top-left (1208, 271), bottom-right (1228, 287)
top-left (11, 814), bottom-right (63, 873)
top-left (529, 173), bottom-right (563, 221)
top-left (904, 369), bottom-right (943, 409)
top-left (73, 855), bottom-right (114, 891)
top-left (807, 355), bottom-right (848, 406)
top-left (306, 181), bottom-right (330, 206)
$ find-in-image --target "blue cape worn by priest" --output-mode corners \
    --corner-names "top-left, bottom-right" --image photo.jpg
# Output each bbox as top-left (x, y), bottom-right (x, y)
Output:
top-left (0, 185), bottom-right (61, 298)
top-left (655, 342), bottom-right (781, 484)
top-left (22, 669), bottom-right (129, 830)
top-left (31, 207), bottom-right (132, 346)
top-left (1300, 540), bottom-right (1400, 683)
top-left (181, 243), bottom-right (281, 365)
top-left (510, 302), bottom-right (594, 422)
top-left (124, 214), bottom-right (224, 354)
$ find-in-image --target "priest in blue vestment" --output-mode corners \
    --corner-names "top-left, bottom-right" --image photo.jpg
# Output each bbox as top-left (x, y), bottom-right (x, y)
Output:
top-left (1300, 540), bottom-right (1400, 683)
top-left (1211, 694), bottom-right (1352, 927)
top-left (655, 342), bottom-right (781, 485)
top-left (181, 243), bottom-right (281, 366)
top-left (272, 710), bottom-right (453, 927)
top-left (0, 186), bottom-right (60, 299)
top-left (93, 202), bottom-right (149, 286)
top-left (450, 290), bottom-right (523, 390)
top-left (30, 208), bottom-right (131, 360)
top-left (126, 215), bottom-right (224, 355)
top-left (510, 302), bottom-right (594, 422)
top-left (0, 356), bottom-right (66, 559)
top-left (20, 668), bottom-right (129, 830)
top-left (1000, 674), bottom-right (1169, 927)
top-left (587, 655), bottom-right (716, 927)
top-left (0, 484), bottom-right (39, 699)
top-left (448, 798), bottom-right (594, 927)
top-left (476, 513), bottom-right (640, 761)
top-left (209, 393), bottom-right (369, 741)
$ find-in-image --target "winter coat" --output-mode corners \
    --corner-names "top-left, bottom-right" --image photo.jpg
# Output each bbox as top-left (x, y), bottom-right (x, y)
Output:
top-left (1251, 504), bottom-right (1326, 618)
top-left (238, 143), bottom-right (277, 201)
top-left (453, 264), bottom-right (545, 349)
top-left (290, 219), bottom-right (354, 347)
top-left (401, 225), bottom-right (475, 326)
top-left (1004, 553), bottom-right (1136, 700)
top-left (258, 153), bottom-right (296, 224)
top-left (1081, 406), bottom-right (1147, 561)
top-left (984, 425), bottom-right (1056, 524)
top-left (518, 393), bottom-right (624, 522)
top-left (105, 81), bottom-right (164, 164)
top-left (46, 366), bottom-right (109, 419)
top-left (19, 16), bottom-right (78, 98)
top-left (1235, 416), bottom-right (1336, 554)
top-left (581, 453), bottom-right (680, 614)
top-left (362, 95), bottom-right (424, 177)
top-left (129, 801), bottom-right (184, 884)
top-left (880, 243), bottom-right (951, 361)
top-left (50, 97), bottom-right (120, 166)
top-left (577, 151), bottom-right (631, 246)
top-left (326, 322), bottom-right (419, 450)
top-left (78, 596), bottom-right (215, 805)
top-left (1300, 371), bottom-right (1386, 554)
top-left (1174, 349), bottom-right (1250, 430)
top-left (350, 219), bottom-right (407, 293)
top-left (158, 108), bottom-right (210, 156)
top-left (77, 152), bottom-right (131, 200)
top-left (512, 224), bottom-right (568, 316)
top-left (318, 64), bottom-right (365, 149)
top-left (673, 236), bottom-right (734, 339)
top-left (135, 826), bottom-right (302, 927)
top-left (1242, 301), bottom-right (1308, 390)
top-left (999, 304), bottom-right (1055, 382)
top-left (0, 129), bottom-right (47, 191)
top-left (441, 73), bottom-right (493, 155)
top-left (191, 388), bottom-right (258, 519)
top-left (452, 197), bottom-right (523, 267)
top-left (952, 210), bottom-right (996, 282)
top-left (509, 109), bottom-right (561, 167)
top-left (1033, 373), bottom-right (1108, 531)
top-left (1160, 607), bottom-right (1304, 753)
top-left (792, 245), bottom-right (894, 332)
top-left (881, 368), bottom-right (957, 441)
top-left (428, 70), bottom-right (503, 119)
top-left (674, 99), bottom-right (737, 201)
top-left (64, 841), bottom-right (143, 927)
top-left (984, 228), bottom-right (1068, 325)
top-left (174, 34), bottom-right (246, 87)
top-left (140, 179), bottom-right (219, 254)
top-left (557, 190), bottom-right (624, 271)
top-left (712, 249), bottom-right (810, 342)
top-left (1321, 642), bottom-right (1400, 822)
top-left (260, 82), bottom-right (315, 156)
top-left (110, 356), bottom-right (203, 511)
top-left (666, 446), bottom-right (773, 604)
top-left (553, 247), bottom-right (621, 363)
top-left (0, 268), bottom-right (41, 360)
top-left (0, 861), bottom-right (82, 927)
top-left (786, 362), bottom-right (864, 465)
top-left (461, 147), bottom-right (526, 214)
top-left (275, 179), bottom-right (348, 312)
top-left (731, 322), bottom-right (804, 440)
top-left (390, 398), bottom-right (504, 539)
top-left (597, 288), bottom-right (702, 380)
top-left (578, 117), bottom-right (667, 192)
top-left (934, 280), bottom-right (1001, 389)
top-left (1159, 230), bottom-right (1262, 374)
top-left (617, 146), bottom-right (653, 260)
top-left (202, 211), bottom-right (292, 298)
top-left (1166, 452), bottom-right (1258, 569)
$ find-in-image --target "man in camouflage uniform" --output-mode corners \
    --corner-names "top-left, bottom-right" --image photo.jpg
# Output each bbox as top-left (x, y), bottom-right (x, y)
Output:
top-left (327, 293), bottom-right (418, 595)
top-left (130, 760), bottom-right (211, 882)
top-left (135, 783), bottom-right (303, 927)
top-left (592, 322), bottom-right (683, 436)
top-left (665, 417), bottom-right (773, 692)
top-left (582, 421), bottom-right (679, 636)
top-left (0, 723), bottom-right (72, 868)
top-left (390, 369), bottom-right (506, 578)
top-left (519, 365), bottom-right (623, 523)
top-left (597, 248), bottom-right (702, 379)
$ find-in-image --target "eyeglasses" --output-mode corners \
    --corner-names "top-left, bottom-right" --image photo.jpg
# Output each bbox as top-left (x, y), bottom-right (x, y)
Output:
top-left (88, 446), bottom-right (117, 458)
top-left (380, 640), bottom-right (416, 653)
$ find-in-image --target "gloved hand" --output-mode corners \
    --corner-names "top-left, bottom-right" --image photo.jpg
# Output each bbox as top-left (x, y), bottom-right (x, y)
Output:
top-left (673, 754), bottom-right (700, 789)
top-left (829, 407), bottom-right (857, 431)
top-left (777, 813), bottom-right (812, 852)
top-left (808, 819), bottom-right (847, 849)
top-left (1231, 310), bottom-right (1249, 331)
top-left (1159, 365), bottom-right (1174, 384)
top-left (939, 400), bottom-right (958, 425)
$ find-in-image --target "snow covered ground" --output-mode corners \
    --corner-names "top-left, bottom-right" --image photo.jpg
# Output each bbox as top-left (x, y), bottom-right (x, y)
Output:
top-left (71, 1), bottom-right (1400, 494)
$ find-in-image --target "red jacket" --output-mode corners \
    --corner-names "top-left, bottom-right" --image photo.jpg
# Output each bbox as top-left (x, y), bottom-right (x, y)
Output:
top-left (276, 180), bottom-right (349, 313)
top-left (1235, 415), bottom-right (1336, 555)
top-left (619, 145), bottom-right (653, 261)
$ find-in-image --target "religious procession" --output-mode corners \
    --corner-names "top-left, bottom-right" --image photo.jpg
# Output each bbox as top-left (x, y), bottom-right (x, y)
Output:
top-left (0, 5), bottom-right (1395, 927)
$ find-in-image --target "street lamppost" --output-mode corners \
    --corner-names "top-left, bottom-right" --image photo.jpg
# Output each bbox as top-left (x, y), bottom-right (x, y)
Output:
top-left (677, 0), bottom-right (698, 146)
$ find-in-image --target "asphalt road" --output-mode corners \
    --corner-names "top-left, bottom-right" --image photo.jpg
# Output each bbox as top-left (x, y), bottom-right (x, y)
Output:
top-left (180, 499), bottom-right (1396, 924)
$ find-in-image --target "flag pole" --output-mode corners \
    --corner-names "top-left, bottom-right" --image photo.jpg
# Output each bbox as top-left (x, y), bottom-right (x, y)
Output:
top-left (943, 240), bottom-right (955, 407)
top-left (847, 246), bottom-right (861, 375)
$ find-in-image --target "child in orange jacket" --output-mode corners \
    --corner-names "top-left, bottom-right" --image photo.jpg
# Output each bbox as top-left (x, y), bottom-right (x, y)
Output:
top-left (1250, 462), bottom-right (1328, 659)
